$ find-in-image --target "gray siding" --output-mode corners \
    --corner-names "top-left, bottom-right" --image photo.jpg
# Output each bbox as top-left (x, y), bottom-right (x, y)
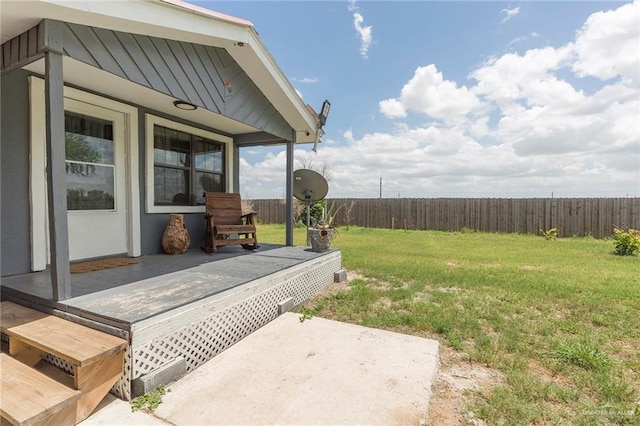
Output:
top-left (0, 72), bottom-right (230, 277)
top-left (0, 24), bottom-right (44, 73)
top-left (62, 21), bottom-right (293, 141)
top-left (1, 70), bottom-right (32, 276)
top-left (139, 212), bottom-right (206, 255)
top-left (137, 108), bottom-right (215, 255)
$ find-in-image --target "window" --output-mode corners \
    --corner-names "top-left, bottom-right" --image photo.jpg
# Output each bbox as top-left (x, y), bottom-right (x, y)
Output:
top-left (65, 112), bottom-right (116, 210)
top-left (146, 115), bottom-right (232, 213)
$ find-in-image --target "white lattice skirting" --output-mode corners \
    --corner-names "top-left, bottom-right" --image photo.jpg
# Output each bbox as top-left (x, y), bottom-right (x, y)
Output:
top-left (109, 250), bottom-right (342, 400)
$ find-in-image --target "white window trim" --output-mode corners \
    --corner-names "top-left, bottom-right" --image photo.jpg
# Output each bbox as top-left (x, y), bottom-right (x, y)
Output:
top-left (29, 76), bottom-right (141, 271)
top-left (145, 114), bottom-right (233, 214)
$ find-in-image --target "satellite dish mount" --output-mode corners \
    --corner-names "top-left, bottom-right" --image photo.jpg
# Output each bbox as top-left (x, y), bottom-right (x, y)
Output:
top-left (293, 169), bottom-right (329, 245)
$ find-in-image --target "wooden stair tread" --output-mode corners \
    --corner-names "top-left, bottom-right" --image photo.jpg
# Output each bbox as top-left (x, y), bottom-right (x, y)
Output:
top-left (0, 302), bottom-right (126, 367)
top-left (0, 353), bottom-right (81, 426)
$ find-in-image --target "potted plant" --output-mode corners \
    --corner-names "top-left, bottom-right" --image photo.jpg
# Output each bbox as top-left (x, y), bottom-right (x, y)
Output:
top-left (308, 201), bottom-right (342, 252)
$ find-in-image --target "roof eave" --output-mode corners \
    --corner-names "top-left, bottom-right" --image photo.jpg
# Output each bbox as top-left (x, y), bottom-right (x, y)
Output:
top-left (237, 28), bottom-right (319, 143)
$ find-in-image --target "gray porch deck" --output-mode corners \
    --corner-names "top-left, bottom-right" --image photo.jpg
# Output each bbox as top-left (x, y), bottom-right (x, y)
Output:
top-left (1, 244), bottom-right (343, 400)
top-left (0, 244), bottom-right (339, 329)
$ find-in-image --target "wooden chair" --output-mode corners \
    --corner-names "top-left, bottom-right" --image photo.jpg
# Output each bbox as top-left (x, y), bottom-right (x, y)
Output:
top-left (202, 192), bottom-right (259, 253)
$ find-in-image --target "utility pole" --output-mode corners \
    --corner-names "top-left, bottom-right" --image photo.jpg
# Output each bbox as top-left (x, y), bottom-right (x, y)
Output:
top-left (379, 177), bottom-right (382, 199)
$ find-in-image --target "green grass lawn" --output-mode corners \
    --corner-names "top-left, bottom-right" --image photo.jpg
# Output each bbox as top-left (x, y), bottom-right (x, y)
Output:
top-left (258, 223), bottom-right (640, 425)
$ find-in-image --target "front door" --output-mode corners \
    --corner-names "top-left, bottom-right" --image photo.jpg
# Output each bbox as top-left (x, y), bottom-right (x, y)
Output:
top-left (29, 77), bottom-right (141, 270)
top-left (64, 99), bottom-right (128, 261)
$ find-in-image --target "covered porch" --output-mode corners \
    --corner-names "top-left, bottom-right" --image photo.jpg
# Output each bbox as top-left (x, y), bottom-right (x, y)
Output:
top-left (1, 0), bottom-right (325, 298)
top-left (1, 0), bottom-right (337, 411)
top-left (1, 245), bottom-right (343, 401)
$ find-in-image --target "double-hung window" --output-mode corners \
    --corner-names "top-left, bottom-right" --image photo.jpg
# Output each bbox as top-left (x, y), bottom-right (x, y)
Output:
top-left (146, 115), bottom-right (231, 213)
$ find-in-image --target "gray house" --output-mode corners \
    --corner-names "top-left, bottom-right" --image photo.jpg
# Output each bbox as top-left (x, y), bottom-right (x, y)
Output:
top-left (1, 0), bottom-right (325, 293)
top-left (1, 0), bottom-right (340, 404)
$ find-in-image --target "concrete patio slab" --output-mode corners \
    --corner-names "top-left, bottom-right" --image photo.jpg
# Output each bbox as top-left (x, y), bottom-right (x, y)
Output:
top-left (80, 395), bottom-right (169, 425)
top-left (82, 313), bottom-right (440, 425)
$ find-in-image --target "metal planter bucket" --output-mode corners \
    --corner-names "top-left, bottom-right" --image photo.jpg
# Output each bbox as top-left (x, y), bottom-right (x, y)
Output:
top-left (308, 228), bottom-right (334, 252)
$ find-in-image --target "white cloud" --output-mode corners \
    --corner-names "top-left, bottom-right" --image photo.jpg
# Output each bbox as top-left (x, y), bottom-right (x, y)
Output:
top-left (572, 0), bottom-right (639, 83)
top-left (239, 152), bottom-right (287, 199)
top-left (467, 1), bottom-right (639, 164)
top-left (380, 65), bottom-right (482, 120)
top-left (348, 0), bottom-right (373, 59)
top-left (507, 32), bottom-right (539, 48)
top-left (471, 45), bottom-right (576, 107)
top-left (501, 6), bottom-right (520, 24)
top-left (361, 1), bottom-right (638, 196)
top-left (379, 98), bottom-right (406, 118)
top-left (241, 1), bottom-right (640, 198)
top-left (292, 77), bottom-right (319, 84)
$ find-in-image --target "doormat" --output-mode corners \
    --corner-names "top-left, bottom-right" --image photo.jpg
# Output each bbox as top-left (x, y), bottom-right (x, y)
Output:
top-left (70, 257), bottom-right (139, 274)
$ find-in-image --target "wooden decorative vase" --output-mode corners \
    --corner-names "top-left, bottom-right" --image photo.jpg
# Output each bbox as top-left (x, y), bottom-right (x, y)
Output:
top-left (162, 214), bottom-right (191, 255)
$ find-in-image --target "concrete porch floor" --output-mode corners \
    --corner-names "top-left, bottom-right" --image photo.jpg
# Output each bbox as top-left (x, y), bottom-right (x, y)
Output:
top-left (81, 312), bottom-right (440, 426)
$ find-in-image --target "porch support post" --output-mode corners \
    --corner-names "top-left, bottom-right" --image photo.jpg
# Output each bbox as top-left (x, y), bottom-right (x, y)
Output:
top-left (44, 23), bottom-right (72, 300)
top-left (232, 143), bottom-right (240, 193)
top-left (285, 139), bottom-right (294, 246)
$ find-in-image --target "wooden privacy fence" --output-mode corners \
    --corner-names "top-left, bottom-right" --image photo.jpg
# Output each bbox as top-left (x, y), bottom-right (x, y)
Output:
top-left (249, 198), bottom-right (640, 239)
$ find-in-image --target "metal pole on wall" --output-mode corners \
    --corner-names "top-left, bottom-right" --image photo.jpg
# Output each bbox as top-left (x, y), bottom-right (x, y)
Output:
top-left (379, 177), bottom-right (382, 199)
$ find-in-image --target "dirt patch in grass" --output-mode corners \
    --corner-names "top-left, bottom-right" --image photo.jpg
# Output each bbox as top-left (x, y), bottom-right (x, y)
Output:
top-left (438, 287), bottom-right (465, 293)
top-left (427, 345), bottom-right (504, 426)
top-left (527, 359), bottom-right (570, 387)
top-left (520, 264), bottom-right (543, 271)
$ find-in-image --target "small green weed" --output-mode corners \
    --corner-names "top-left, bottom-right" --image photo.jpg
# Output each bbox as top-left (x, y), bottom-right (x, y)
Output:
top-left (540, 227), bottom-right (558, 240)
top-left (130, 385), bottom-right (170, 413)
top-left (599, 376), bottom-right (636, 402)
top-left (552, 339), bottom-right (611, 372)
top-left (459, 226), bottom-right (477, 234)
top-left (612, 226), bottom-right (640, 256)
top-left (299, 306), bottom-right (316, 322)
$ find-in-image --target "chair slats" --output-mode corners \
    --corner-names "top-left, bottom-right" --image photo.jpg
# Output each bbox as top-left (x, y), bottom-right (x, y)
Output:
top-left (202, 192), bottom-right (259, 253)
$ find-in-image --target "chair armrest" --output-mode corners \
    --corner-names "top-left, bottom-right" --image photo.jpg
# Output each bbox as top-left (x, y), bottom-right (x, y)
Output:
top-left (241, 212), bottom-right (256, 225)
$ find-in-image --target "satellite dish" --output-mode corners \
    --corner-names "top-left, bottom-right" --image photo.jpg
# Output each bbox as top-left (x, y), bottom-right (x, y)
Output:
top-left (293, 169), bottom-right (329, 245)
top-left (293, 169), bottom-right (328, 203)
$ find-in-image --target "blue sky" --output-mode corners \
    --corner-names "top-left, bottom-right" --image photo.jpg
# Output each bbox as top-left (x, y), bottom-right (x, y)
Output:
top-left (194, 1), bottom-right (639, 199)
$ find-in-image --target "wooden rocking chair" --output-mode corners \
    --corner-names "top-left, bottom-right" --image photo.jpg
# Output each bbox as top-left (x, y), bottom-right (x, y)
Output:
top-left (202, 192), bottom-right (259, 253)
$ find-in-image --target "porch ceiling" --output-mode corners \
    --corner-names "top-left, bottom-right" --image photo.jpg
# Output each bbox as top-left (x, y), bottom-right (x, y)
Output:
top-left (24, 58), bottom-right (256, 137)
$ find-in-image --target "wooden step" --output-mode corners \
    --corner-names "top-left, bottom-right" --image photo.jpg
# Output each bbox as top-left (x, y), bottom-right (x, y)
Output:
top-left (0, 353), bottom-right (81, 426)
top-left (0, 302), bottom-right (126, 367)
top-left (0, 302), bottom-right (127, 424)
